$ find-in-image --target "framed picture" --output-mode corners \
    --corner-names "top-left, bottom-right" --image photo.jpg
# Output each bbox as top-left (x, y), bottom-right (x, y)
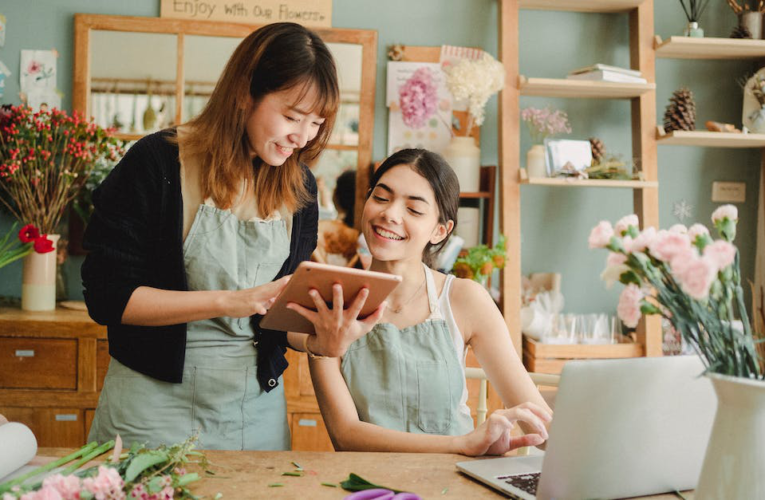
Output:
top-left (544, 139), bottom-right (592, 175)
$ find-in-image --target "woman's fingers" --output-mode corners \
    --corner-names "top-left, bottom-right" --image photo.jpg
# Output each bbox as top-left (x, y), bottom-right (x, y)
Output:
top-left (359, 299), bottom-right (386, 327)
top-left (308, 289), bottom-right (330, 314)
top-left (511, 433), bottom-right (545, 449)
top-left (346, 287), bottom-right (370, 319)
top-left (332, 283), bottom-right (344, 322)
top-left (286, 302), bottom-right (319, 323)
top-left (505, 407), bottom-right (549, 440)
top-left (521, 401), bottom-right (553, 425)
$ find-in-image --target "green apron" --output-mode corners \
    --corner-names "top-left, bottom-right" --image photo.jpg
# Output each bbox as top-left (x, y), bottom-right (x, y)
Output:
top-left (89, 201), bottom-right (291, 450)
top-left (341, 263), bottom-right (474, 435)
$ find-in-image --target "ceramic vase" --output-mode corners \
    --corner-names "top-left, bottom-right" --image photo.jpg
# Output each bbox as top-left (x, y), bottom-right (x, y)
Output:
top-left (739, 11), bottom-right (763, 39)
top-left (21, 234), bottom-right (59, 311)
top-left (695, 373), bottom-right (765, 499)
top-left (526, 144), bottom-right (547, 179)
top-left (442, 136), bottom-right (480, 192)
top-left (750, 107), bottom-right (765, 133)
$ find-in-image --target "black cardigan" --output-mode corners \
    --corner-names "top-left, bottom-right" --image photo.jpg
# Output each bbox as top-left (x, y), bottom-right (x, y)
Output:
top-left (81, 130), bottom-right (318, 391)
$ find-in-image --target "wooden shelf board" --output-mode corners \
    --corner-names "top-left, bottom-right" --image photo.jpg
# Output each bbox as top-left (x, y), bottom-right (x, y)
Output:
top-left (519, 0), bottom-right (644, 13)
top-left (459, 191), bottom-right (491, 199)
top-left (519, 76), bottom-right (654, 99)
top-left (656, 130), bottom-right (765, 148)
top-left (524, 335), bottom-right (644, 359)
top-left (655, 35), bottom-right (765, 60)
top-left (520, 176), bottom-right (658, 189)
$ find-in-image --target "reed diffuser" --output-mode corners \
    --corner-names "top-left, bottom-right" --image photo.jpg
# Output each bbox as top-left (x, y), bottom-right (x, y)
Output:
top-left (678, 0), bottom-right (710, 37)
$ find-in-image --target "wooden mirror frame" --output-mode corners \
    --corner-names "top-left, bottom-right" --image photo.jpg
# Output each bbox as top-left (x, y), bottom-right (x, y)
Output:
top-left (72, 14), bottom-right (377, 236)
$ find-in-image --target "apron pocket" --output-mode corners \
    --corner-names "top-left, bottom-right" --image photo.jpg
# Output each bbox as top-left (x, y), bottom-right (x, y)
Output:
top-left (416, 359), bottom-right (453, 434)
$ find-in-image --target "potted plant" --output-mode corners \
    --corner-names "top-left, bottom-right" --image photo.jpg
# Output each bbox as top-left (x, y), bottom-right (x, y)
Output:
top-left (0, 105), bottom-right (123, 310)
top-left (589, 207), bottom-right (764, 499)
top-left (520, 106), bottom-right (571, 179)
top-left (452, 234), bottom-right (506, 289)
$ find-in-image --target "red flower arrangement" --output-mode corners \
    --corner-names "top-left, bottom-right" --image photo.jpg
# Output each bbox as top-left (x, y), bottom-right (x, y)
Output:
top-left (0, 223), bottom-right (54, 270)
top-left (0, 105), bottom-right (124, 234)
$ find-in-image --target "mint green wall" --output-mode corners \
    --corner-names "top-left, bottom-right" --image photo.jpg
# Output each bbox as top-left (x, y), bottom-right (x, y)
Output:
top-left (0, 0), bottom-right (760, 318)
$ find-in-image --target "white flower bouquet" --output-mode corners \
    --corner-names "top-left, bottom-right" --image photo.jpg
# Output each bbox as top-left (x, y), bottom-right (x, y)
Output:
top-left (443, 53), bottom-right (504, 136)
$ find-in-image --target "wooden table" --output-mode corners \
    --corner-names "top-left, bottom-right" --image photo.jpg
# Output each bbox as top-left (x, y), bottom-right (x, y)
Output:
top-left (37, 448), bottom-right (693, 499)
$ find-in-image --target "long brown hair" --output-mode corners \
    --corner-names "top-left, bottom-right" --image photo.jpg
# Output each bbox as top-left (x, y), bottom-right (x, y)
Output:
top-left (179, 22), bottom-right (339, 216)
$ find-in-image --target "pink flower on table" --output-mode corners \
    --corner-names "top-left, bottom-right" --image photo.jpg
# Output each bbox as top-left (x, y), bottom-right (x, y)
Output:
top-left (676, 256), bottom-right (717, 300)
top-left (42, 474), bottom-right (82, 500)
top-left (648, 230), bottom-right (691, 263)
top-left (82, 466), bottom-right (125, 500)
top-left (625, 226), bottom-right (656, 253)
top-left (399, 67), bottom-right (438, 129)
top-left (669, 224), bottom-right (688, 234)
top-left (20, 486), bottom-right (62, 500)
top-left (614, 214), bottom-right (639, 236)
top-left (703, 240), bottom-right (737, 272)
top-left (160, 486), bottom-right (174, 500)
top-left (711, 204), bottom-right (738, 223)
top-left (688, 223), bottom-right (709, 242)
top-left (617, 283), bottom-right (644, 328)
top-left (588, 221), bottom-right (614, 249)
top-left (129, 484), bottom-right (147, 499)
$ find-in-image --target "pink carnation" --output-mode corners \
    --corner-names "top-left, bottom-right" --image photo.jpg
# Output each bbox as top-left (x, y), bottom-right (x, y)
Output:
top-left (588, 221), bottom-right (614, 249)
top-left (648, 230), bottom-right (691, 263)
top-left (676, 256), bottom-right (717, 300)
top-left (614, 214), bottom-right (639, 236)
top-left (20, 487), bottom-right (62, 500)
top-left (669, 224), bottom-right (688, 234)
top-left (703, 240), bottom-right (737, 272)
top-left (399, 67), bottom-right (438, 129)
top-left (711, 204), bottom-right (738, 224)
top-left (42, 474), bottom-right (81, 500)
top-left (669, 246), bottom-right (698, 277)
top-left (617, 283), bottom-right (644, 328)
top-left (601, 252), bottom-right (630, 289)
top-left (688, 223), bottom-right (709, 241)
top-left (625, 226), bottom-right (656, 253)
top-left (82, 466), bottom-right (125, 500)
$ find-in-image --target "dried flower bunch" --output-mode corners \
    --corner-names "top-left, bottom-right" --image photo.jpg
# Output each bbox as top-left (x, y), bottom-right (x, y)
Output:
top-left (520, 107), bottom-right (572, 145)
top-left (0, 105), bottom-right (123, 234)
top-left (443, 53), bottom-right (504, 137)
top-left (744, 72), bottom-right (765, 107)
top-left (590, 207), bottom-right (763, 379)
top-left (726, 0), bottom-right (765, 14)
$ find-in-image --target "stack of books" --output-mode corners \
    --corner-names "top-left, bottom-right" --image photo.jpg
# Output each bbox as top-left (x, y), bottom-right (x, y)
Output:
top-left (566, 64), bottom-right (647, 84)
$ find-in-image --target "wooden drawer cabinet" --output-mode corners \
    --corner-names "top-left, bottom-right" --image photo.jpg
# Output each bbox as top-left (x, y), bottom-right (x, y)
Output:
top-left (0, 306), bottom-right (106, 447)
top-left (0, 407), bottom-right (85, 447)
top-left (291, 412), bottom-right (334, 451)
top-left (0, 337), bottom-right (77, 389)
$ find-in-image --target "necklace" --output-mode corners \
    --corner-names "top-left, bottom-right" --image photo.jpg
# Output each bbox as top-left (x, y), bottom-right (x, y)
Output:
top-left (388, 272), bottom-right (426, 314)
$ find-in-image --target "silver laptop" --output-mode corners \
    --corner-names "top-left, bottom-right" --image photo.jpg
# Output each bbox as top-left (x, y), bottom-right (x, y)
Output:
top-left (457, 356), bottom-right (715, 500)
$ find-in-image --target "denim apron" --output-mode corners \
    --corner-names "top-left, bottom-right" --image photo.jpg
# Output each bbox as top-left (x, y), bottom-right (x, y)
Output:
top-left (89, 200), bottom-right (291, 450)
top-left (340, 264), bottom-right (474, 435)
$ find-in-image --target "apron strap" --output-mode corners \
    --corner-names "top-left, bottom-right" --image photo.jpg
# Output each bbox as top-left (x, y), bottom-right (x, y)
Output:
top-left (423, 262), bottom-right (442, 320)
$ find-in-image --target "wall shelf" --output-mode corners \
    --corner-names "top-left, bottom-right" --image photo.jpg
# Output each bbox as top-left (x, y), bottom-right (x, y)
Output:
top-left (656, 129), bottom-right (765, 148)
top-left (519, 0), bottom-right (644, 13)
top-left (519, 76), bottom-right (655, 99)
top-left (520, 176), bottom-right (658, 188)
top-left (655, 35), bottom-right (765, 60)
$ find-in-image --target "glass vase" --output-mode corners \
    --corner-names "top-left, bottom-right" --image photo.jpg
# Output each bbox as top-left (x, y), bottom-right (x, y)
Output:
top-left (442, 136), bottom-right (480, 192)
top-left (683, 22), bottom-right (704, 38)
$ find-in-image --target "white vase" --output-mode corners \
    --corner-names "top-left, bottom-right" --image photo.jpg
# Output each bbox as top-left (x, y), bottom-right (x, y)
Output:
top-left (695, 373), bottom-right (765, 499)
top-left (442, 136), bottom-right (480, 192)
top-left (21, 234), bottom-right (59, 311)
top-left (526, 144), bottom-right (547, 178)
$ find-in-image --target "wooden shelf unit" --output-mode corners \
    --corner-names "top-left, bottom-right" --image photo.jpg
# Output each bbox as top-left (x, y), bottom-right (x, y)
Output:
top-left (657, 129), bottom-right (765, 148)
top-left (499, 0), bottom-right (662, 378)
top-left (655, 35), bottom-right (765, 60)
top-left (519, 0), bottom-right (645, 13)
top-left (520, 176), bottom-right (658, 188)
top-left (519, 76), bottom-right (655, 99)
top-left (523, 335), bottom-right (644, 374)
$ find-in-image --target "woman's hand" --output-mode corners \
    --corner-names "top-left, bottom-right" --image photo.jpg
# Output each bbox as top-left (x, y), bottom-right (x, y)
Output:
top-left (454, 402), bottom-right (552, 457)
top-left (287, 284), bottom-right (386, 357)
top-left (222, 275), bottom-right (291, 318)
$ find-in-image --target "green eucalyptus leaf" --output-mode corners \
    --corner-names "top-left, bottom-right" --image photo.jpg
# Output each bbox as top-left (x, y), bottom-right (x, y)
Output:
top-left (177, 472), bottom-right (200, 487)
top-left (124, 451), bottom-right (168, 482)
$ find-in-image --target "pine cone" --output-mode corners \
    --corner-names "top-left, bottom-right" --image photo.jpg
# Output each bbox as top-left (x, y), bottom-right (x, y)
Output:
top-left (731, 24), bottom-right (753, 39)
top-left (663, 87), bottom-right (696, 132)
top-left (589, 137), bottom-right (606, 163)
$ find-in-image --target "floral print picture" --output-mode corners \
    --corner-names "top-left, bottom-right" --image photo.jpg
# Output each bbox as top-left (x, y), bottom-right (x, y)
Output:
top-left (20, 49), bottom-right (57, 93)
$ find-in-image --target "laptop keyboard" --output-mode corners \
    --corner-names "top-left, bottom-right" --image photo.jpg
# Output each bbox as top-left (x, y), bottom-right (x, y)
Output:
top-left (497, 472), bottom-right (540, 496)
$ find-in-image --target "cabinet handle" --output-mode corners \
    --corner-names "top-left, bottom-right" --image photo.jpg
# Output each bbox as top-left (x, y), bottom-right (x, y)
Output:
top-left (298, 419), bottom-right (317, 427)
top-left (15, 350), bottom-right (35, 358)
top-left (55, 414), bottom-right (78, 422)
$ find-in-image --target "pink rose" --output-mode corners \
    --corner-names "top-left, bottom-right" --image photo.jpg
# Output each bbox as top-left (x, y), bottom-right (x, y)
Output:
top-left (625, 226), bottom-right (656, 253)
top-left (617, 284), bottom-right (644, 328)
top-left (688, 223), bottom-right (709, 241)
top-left (42, 474), bottom-right (81, 500)
top-left (676, 256), bottom-right (717, 300)
top-left (614, 214), bottom-right (639, 236)
top-left (588, 221), bottom-right (614, 249)
top-left (648, 230), bottom-right (691, 262)
top-left (703, 240), bottom-right (736, 272)
top-left (669, 224), bottom-right (687, 234)
top-left (711, 204), bottom-right (738, 223)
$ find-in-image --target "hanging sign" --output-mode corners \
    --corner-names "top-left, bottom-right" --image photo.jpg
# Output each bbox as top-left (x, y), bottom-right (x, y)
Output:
top-left (160, 0), bottom-right (331, 28)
